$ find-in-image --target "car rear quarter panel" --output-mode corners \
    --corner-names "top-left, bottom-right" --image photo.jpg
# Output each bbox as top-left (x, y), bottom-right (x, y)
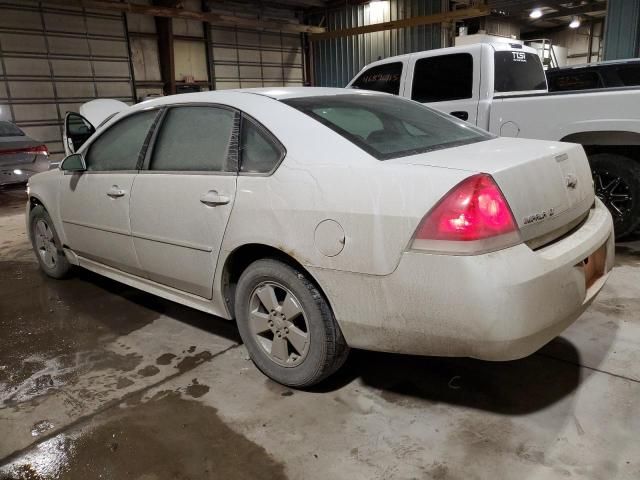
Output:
top-left (217, 96), bottom-right (473, 277)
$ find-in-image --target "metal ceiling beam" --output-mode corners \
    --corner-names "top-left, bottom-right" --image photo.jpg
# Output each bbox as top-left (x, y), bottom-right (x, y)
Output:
top-left (308, 5), bottom-right (490, 41)
top-left (530, 2), bottom-right (607, 21)
top-left (40, 0), bottom-right (326, 33)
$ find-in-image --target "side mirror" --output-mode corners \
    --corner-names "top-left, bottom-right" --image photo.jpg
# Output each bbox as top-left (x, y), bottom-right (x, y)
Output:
top-left (60, 153), bottom-right (87, 172)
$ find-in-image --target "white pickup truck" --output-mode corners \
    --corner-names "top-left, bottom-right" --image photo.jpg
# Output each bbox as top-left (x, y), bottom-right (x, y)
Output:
top-left (347, 42), bottom-right (640, 237)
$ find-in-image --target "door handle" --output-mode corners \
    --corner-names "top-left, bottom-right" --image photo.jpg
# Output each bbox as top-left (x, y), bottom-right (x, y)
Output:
top-left (450, 111), bottom-right (469, 121)
top-left (200, 190), bottom-right (230, 206)
top-left (106, 185), bottom-right (126, 198)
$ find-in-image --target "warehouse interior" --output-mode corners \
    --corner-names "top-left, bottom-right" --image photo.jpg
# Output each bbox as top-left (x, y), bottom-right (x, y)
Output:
top-left (1, 0), bottom-right (640, 478)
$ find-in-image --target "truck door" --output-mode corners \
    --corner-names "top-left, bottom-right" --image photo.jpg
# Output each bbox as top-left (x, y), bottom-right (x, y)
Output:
top-left (405, 49), bottom-right (481, 125)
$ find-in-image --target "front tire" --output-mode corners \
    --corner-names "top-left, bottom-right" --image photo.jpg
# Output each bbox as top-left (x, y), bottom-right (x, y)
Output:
top-left (590, 153), bottom-right (640, 239)
top-left (235, 259), bottom-right (349, 388)
top-left (29, 205), bottom-right (70, 278)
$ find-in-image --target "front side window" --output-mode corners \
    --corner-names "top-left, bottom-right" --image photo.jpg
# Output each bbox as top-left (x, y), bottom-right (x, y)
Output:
top-left (350, 62), bottom-right (403, 95)
top-left (150, 106), bottom-right (236, 172)
top-left (411, 53), bottom-right (473, 103)
top-left (283, 94), bottom-right (491, 161)
top-left (240, 117), bottom-right (283, 174)
top-left (494, 51), bottom-right (547, 93)
top-left (85, 109), bottom-right (158, 171)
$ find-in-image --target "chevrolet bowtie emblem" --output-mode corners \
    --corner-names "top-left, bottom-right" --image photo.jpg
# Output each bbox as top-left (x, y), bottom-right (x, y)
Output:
top-left (566, 174), bottom-right (578, 189)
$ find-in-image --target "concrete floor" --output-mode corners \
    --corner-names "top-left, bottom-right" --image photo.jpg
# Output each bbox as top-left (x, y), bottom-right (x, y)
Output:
top-left (0, 185), bottom-right (639, 480)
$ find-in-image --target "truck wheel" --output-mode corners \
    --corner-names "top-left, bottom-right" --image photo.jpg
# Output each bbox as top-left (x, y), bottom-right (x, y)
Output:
top-left (235, 258), bottom-right (349, 388)
top-left (590, 153), bottom-right (640, 239)
top-left (29, 205), bottom-right (71, 278)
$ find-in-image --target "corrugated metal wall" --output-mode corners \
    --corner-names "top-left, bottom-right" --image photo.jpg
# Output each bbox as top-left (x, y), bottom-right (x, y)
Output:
top-left (312, 0), bottom-right (442, 87)
top-left (603, 0), bottom-right (640, 60)
top-left (0, 1), bottom-right (135, 161)
top-left (209, 27), bottom-right (304, 90)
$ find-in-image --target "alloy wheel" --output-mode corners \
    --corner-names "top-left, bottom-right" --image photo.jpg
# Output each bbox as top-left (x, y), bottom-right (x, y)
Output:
top-left (593, 169), bottom-right (633, 221)
top-left (248, 281), bottom-right (310, 367)
top-left (34, 219), bottom-right (57, 269)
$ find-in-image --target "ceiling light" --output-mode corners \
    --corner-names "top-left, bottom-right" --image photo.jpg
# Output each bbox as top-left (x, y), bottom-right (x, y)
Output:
top-left (529, 9), bottom-right (543, 19)
top-left (569, 17), bottom-right (580, 28)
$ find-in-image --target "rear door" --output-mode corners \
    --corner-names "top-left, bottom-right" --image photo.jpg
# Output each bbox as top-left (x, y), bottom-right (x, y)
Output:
top-left (129, 105), bottom-right (239, 298)
top-left (60, 109), bottom-right (160, 274)
top-left (405, 48), bottom-right (481, 124)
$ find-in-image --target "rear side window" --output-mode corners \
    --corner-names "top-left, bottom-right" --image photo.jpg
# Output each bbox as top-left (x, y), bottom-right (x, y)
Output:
top-left (411, 53), bottom-right (473, 103)
top-left (617, 65), bottom-right (640, 86)
top-left (85, 110), bottom-right (158, 171)
top-left (283, 94), bottom-right (491, 161)
top-left (350, 62), bottom-right (403, 95)
top-left (151, 106), bottom-right (236, 172)
top-left (494, 51), bottom-right (547, 93)
top-left (547, 71), bottom-right (603, 91)
top-left (240, 117), bottom-right (283, 174)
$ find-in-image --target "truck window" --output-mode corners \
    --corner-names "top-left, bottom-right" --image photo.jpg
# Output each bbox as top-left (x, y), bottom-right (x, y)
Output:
top-left (617, 65), bottom-right (640, 86)
top-left (350, 62), bottom-right (403, 95)
top-left (494, 51), bottom-right (547, 93)
top-left (411, 53), bottom-right (473, 103)
top-left (547, 71), bottom-right (603, 92)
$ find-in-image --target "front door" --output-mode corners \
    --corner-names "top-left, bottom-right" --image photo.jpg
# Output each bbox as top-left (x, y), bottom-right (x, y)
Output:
top-left (129, 105), bottom-right (239, 298)
top-left (60, 109), bottom-right (160, 275)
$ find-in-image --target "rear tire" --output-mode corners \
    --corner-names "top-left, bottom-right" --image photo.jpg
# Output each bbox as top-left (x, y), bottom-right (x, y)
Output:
top-left (235, 259), bottom-right (349, 388)
top-left (590, 153), bottom-right (640, 239)
top-left (29, 205), bottom-right (71, 279)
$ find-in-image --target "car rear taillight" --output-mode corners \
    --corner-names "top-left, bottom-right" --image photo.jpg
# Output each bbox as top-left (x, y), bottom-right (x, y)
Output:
top-left (0, 144), bottom-right (48, 156)
top-left (410, 173), bottom-right (521, 254)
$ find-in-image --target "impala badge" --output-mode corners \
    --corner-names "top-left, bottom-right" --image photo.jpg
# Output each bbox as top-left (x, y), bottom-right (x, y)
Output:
top-left (566, 174), bottom-right (578, 190)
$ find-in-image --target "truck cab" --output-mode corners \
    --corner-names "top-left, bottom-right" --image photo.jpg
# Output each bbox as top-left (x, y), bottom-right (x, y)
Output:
top-left (348, 42), bottom-right (547, 130)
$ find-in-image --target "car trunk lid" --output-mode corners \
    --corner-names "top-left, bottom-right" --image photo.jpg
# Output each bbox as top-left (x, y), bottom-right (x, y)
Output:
top-left (388, 137), bottom-right (594, 243)
top-left (0, 136), bottom-right (44, 166)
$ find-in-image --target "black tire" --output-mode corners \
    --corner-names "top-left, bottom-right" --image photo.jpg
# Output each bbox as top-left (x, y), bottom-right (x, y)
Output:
top-left (590, 153), bottom-right (640, 239)
top-left (29, 205), bottom-right (71, 279)
top-left (235, 259), bottom-right (349, 388)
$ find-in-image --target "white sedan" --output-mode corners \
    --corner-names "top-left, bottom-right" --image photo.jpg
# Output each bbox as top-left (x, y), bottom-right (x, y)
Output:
top-left (27, 88), bottom-right (614, 387)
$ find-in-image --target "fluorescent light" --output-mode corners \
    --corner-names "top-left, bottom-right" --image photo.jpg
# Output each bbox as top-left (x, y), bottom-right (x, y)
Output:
top-left (369, 0), bottom-right (389, 23)
top-left (529, 9), bottom-right (543, 19)
top-left (569, 17), bottom-right (580, 28)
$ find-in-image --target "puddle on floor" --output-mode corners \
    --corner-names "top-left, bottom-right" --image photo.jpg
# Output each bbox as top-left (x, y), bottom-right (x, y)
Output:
top-left (0, 392), bottom-right (287, 480)
top-left (0, 261), bottom-right (164, 405)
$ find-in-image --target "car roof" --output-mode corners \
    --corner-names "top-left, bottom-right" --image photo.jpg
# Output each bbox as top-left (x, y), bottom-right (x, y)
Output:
top-left (132, 87), bottom-right (383, 110)
top-left (349, 42), bottom-right (538, 72)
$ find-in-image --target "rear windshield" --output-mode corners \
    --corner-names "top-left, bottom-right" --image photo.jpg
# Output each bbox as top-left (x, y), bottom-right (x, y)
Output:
top-left (0, 121), bottom-right (25, 137)
top-left (282, 94), bottom-right (492, 160)
top-left (494, 51), bottom-right (547, 93)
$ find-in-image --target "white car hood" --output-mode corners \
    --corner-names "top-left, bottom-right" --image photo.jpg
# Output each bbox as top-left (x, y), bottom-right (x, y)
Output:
top-left (79, 99), bottom-right (129, 127)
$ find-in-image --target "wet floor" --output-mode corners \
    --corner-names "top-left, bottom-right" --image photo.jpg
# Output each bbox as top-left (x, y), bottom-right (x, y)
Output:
top-left (1, 186), bottom-right (640, 479)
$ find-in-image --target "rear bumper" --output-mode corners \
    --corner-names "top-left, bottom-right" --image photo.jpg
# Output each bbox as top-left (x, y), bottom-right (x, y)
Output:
top-left (310, 199), bottom-right (614, 360)
top-left (0, 155), bottom-right (49, 186)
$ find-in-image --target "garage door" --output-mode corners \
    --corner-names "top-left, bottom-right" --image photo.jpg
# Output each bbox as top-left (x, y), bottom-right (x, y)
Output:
top-left (0, 2), bottom-right (134, 161)
top-left (209, 26), bottom-right (304, 90)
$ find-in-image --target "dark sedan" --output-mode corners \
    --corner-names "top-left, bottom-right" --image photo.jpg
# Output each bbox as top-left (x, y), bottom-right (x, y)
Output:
top-left (0, 121), bottom-right (49, 187)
